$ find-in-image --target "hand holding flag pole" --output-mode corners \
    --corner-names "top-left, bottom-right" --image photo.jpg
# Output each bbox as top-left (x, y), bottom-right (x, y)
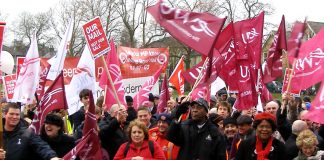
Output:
top-left (178, 57), bottom-right (210, 122)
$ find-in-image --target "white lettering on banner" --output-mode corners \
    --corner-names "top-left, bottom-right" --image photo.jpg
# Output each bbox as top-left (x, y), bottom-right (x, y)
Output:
top-left (241, 90), bottom-right (252, 97)
top-left (240, 66), bottom-right (249, 79)
top-left (160, 2), bottom-right (215, 37)
top-left (242, 28), bottom-right (259, 44)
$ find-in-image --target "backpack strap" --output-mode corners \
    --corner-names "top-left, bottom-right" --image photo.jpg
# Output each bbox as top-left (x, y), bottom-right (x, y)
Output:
top-left (123, 142), bottom-right (130, 158)
top-left (123, 141), bottom-right (154, 158)
top-left (148, 140), bottom-right (155, 157)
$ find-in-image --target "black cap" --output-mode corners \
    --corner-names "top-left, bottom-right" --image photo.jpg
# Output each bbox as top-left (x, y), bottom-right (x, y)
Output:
top-left (157, 113), bottom-right (172, 125)
top-left (191, 98), bottom-right (209, 112)
top-left (236, 115), bottom-right (253, 125)
top-left (44, 114), bottom-right (64, 128)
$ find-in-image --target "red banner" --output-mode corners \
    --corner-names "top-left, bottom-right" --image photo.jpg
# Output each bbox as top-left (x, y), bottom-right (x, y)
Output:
top-left (82, 17), bottom-right (110, 59)
top-left (0, 22), bottom-right (5, 53)
top-left (16, 57), bottom-right (25, 79)
top-left (2, 74), bottom-right (16, 101)
top-left (117, 46), bottom-right (169, 79)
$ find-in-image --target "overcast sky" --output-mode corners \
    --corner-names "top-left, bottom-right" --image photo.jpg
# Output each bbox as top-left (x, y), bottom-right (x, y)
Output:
top-left (0, 0), bottom-right (323, 44)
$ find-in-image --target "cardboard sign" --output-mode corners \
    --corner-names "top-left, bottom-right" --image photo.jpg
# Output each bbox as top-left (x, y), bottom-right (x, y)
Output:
top-left (82, 17), bottom-right (110, 59)
top-left (282, 68), bottom-right (300, 95)
top-left (2, 74), bottom-right (16, 101)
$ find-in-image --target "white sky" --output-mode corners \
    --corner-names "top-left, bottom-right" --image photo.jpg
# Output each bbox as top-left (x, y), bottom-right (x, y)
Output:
top-left (0, 0), bottom-right (323, 44)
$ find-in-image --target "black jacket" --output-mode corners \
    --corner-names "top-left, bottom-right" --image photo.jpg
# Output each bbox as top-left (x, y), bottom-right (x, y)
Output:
top-left (69, 106), bottom-right (85, 132)
top-left (166, 119), bottom-right (226, 160)
top-left (285, 134), bottom-right (298, 160)
top-left (99, 117), bottom-right (129, 159)
top-left (4, 121), bottom-right (57, 160)
top-left (41, 133), bottom-right (76, 158)
top-left (235, 136), bottom-right (287, 160)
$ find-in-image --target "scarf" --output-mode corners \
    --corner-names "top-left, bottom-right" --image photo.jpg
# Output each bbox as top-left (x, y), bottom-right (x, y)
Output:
top-left (256, 136), bottom-right (273, 160)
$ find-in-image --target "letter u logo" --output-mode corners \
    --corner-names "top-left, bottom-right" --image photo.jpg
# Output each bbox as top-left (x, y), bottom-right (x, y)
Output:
top-left (240, 66), bottom-right (249, 78)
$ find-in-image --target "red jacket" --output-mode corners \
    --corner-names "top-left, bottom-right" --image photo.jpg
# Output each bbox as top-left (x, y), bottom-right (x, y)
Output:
top-left (149, 127), bottom-right (180, 160)
top-left (113, 140), bottom-right (166, 160)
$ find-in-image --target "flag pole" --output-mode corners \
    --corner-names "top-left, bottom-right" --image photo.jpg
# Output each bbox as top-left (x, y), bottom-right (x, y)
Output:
top-left (100, 56), bottom-right (122, 107)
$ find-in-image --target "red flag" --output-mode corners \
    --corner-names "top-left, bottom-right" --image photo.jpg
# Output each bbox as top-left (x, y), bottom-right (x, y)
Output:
top-left (190, 84), bottom-right (210, 102)
top-left (147, 0), bottom-right (225, 56)
top-left (99, 40), bottom-right (125, 110)
top-left (63, 91), bottom-right (102, 159)
top-left (30, 71), bottom-right (67, 134)
top-left (0, 22), bottom-right (5, 54)
top-left (63, 129), bottom-right (102, 160)
top-left (217, 22), bottom-right (239, 92)
top-left (168, 56), bottom-right (185, 95)
top-left (263, 16), bottom-right (287, 84)
top-left (287, 20), bottom-right (307, 63)
top-left (157, 75), bottom-right (170, 113)
top-left (304, 83), bottom-right (324, 124)
top-left (133, 67), bottom-right (164, 109)
top-left (289, 28), bottom-right (324, 91)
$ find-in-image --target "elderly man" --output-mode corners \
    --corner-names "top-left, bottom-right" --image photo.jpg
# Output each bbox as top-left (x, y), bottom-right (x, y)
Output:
top-left (167, 98), bottom-right (226, 160)
top-left (99, 104), bottom-right (128, 158)
top-left (285, 120), bottom-right (308, 160)
top-left (265, 101), bottom-right (279, 116)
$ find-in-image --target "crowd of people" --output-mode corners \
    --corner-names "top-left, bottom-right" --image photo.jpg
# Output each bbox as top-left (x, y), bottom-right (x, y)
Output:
top-left (1, 88), bottom-right (324, 160)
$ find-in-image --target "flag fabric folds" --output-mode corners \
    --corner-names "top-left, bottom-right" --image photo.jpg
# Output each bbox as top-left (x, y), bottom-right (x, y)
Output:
top-left (147, 0), bottom-right (225, 56)
top-left (168, 56), bottom-right (185, 96)
top-left (263, 16), bottom-right (287, 84)
top-left (30, 71), bottom-right (67, 134)
top-left (47, 19), bottom-right (74, 80)
top-left (63, 91), bottom-right (102, 159)
top-left (12, 32), bottom-right (40, 104)
top-left (99, 40), bottom-right (126, 110)
top-left (157, 75), bottom-right (170, 113)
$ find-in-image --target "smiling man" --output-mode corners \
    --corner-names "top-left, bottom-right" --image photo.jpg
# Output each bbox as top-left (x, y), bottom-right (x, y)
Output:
top-left (2, 103), bottom-right (61, 160)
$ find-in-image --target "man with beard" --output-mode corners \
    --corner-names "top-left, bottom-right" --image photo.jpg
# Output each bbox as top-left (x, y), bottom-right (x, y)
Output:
top-left (166, 98), bottom-right (226, 160)
top-left (149, 113), bottom-right (180, 159)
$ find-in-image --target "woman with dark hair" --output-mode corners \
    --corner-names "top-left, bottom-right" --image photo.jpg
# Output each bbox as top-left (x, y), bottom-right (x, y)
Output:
top-left (40, 114), bottom-right (76, 157)
top-left (235, 112), bottom-right (287, 160)
top-left (114, 120), bottom-right (165, 160)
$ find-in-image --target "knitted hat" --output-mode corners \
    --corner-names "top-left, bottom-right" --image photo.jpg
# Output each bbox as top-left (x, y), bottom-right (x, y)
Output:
top-left (223, 117), bottom-right (237, 126)
top-left (254, 112), bottom-right (276, 123)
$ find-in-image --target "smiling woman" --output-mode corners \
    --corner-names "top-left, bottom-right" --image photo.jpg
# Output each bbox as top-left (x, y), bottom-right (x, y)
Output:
top-left (235, 112), bottom-right (287, 160)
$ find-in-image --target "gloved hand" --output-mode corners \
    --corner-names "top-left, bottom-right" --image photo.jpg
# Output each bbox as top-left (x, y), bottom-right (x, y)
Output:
top-left (175, 101), bottom-right (190, 119)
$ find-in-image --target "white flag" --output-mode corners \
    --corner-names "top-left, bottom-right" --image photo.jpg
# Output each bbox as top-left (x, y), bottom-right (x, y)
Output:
top-left (210, 77), bottom-right (226, 95)
top-left (47, 19), bottom-right (73, 80)
top-left (12, 33), bottom-right (40, 104)
top-left (66, 46), bottom-right (96, 115)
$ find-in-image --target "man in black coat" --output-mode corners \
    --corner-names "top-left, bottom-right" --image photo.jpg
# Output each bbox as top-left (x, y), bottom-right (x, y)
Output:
top-left (2, 103), bottom-right (60, 160)
top-left (285, 120), bottom-right (308, 160)
top-left (167, 98), bottom-right (226, 160)
top-left (99, 104), bottom-right (129, 159)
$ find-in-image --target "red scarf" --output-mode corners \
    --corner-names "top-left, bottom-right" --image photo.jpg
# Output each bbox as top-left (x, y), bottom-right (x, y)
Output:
top-left (256, 136), bottom-right (273, 160)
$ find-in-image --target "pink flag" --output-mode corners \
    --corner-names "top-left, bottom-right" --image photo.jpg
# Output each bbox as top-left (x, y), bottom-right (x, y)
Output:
top-left (147, 0), bottom-right (225, 56)
top-left (304, 83), bottom-right (324, 124)
top-left (30, 71), bottom-right (67, 134)
top-left (99, 40), bottom-right (125, 110)
top-left (290, 27), bottom-right (324, 91)
top-left (133, 67), bottom-right (164, 110)
top-left (287, 20), bottom-right (307, 63)
top-left (157, 75), bottom-right (170, 113)
top-left (263, 16), bottom-right (287, 84)
top-left (168, 57), bottom-right (185, 95)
